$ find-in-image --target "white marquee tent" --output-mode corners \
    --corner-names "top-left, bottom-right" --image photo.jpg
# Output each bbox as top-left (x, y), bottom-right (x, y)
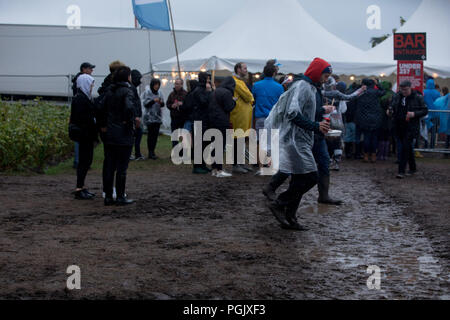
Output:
top-left (365, 0), bottom-right (450, 78)
top-left (154, 0), bottom-right (396, 76)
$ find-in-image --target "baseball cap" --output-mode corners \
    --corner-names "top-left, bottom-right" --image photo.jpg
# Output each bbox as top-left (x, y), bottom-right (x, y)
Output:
top-left (80, 62), bottom-right (96, 71)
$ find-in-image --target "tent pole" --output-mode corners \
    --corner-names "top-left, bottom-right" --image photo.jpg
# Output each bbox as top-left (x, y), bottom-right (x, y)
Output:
top-left (167, 0), bottom-right (181, 77)
top-left (148, 30), bottom-right (153, 76)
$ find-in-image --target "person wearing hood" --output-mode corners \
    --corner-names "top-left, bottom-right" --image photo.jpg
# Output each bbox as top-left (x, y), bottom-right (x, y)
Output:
top-left (378, 81), bottom-right (395, 161)
top-left (167, 78), bottom-right (188, 147)
top-left (263, 57), bottom-right (333, 231)
top-left (97, 66), bottom-right (137, 206)
top-left (322, 77), bottom-right (365, 170)
top-left (424, 78), bottom-right (442, 148)
top-left (129, 69), bottom-right (144, 161)
top-left (69, 74), bottom-right (98, 200)
top-left (208, 76), bottom-right (237, 177)
top-left (142, 78), bottom-right (165, 160)
top-left (190, 72), bottom-right (213, 174)
top-left (354, 78), bottom-right (386, 163)
top-left (230, 62), bottom-right (255, 174)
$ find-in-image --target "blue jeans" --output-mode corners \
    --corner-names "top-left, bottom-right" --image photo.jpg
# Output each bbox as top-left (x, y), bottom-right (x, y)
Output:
top-left (312, 138), bottom-right (330, 177)
top-left (362, 129), bottom-right (378, 154)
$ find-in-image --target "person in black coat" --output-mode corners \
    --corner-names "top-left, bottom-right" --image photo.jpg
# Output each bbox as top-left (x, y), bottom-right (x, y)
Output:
top-left (97, 60), bottom-right (126, 96)
top-left (190, 72), bottom-right (213, 174)
top-left (390, 81), bottom-right (428, 178)
top-left (130, 69), bottom-right (144, 160)
top-left (208, 76), bottom-right (237, 177)
top-left (354, 78), bottom-right (385, 162)
top-left (69, 74), bottom-right (98, 200)
top-left (71, 62), bottom-right (95, 96)
top-left (97, 66), bottom-right (136, 206)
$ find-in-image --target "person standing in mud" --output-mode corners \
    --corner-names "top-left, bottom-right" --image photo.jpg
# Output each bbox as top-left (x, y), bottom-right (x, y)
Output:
top-left (230, 62), bottom-right (255, 174)
top-left (97, 66), bottom-right (136, 206)
top-left (263, 59), bottom-right (341, 207)
top-left (390, 80), bottom-right (428, 179)
top-left (69, 74), bottom-right (98, 200)
top-left (190, 72), bottom-right (214, 174)
top-left (167, 78), bottom-right (188, 148)
top-left (264, 57), bottom-right (332, 230)
top-left (129, 69), bottom-right (145, 161)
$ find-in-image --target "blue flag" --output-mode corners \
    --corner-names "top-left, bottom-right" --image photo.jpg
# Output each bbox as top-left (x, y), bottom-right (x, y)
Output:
top-left (132, 0), bottom-right (171, 31)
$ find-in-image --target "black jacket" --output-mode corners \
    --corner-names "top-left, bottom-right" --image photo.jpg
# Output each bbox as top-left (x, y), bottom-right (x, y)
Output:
top-left (391, 90), bottom-right (428, 139)
top-left (98, 73), bottom-right (113, 96)
top-left (72, 72), bottom-right (82, 96)
top-left (97, 82), bottom-right (136, 146)
top-left (130, 85), bottom-right (142, 118)
top-left (179, 80), bottom-right (199, 122)
top-left (191, 84), bottom-right (211, 128)
top-left (69, 90), bottom-right (98, 142)
top-left (208, 76), bottom-right (236, 128)
top-left (355, 79), bottom-right (385, 131)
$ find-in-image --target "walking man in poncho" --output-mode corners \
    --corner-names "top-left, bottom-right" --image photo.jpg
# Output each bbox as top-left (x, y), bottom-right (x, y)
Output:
top-left (264, 58), bottom-right (332, 230)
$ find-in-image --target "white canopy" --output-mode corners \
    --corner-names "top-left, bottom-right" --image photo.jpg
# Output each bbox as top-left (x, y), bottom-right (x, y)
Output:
top-left (365, 0), bottom-right (450, 78)
top-left (154, 0), bottom-right (394, 76)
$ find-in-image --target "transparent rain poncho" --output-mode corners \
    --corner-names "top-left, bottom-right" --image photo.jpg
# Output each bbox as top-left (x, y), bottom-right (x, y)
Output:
top-left (265, 80), bottom-right (318, 175)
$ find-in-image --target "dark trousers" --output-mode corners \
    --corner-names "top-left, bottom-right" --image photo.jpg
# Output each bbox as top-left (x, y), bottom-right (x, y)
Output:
top-left (147, 123), bottom-right (161, 156)
top-left (312, 138), bottom-right (330, 178)
top-left (362, 129), bottom-right (378, 154)
top-left (234, 137), bottom-right (246, 165)
top-left (103, 144), bottom-right (132, 197)
top-left (277, 172), bottom-right (318, 213)
top-left (171, 117), bottom-right (185, 148)
top-left (134, 127), bottom-right (143, 157)
top-left (76, 140), bottom-right (94, 189)
top-left (193, 125), bottom-right (208, 169)
top-left (398, 136), bottom-right (416, 174)
top-left (211, 127), bottom-right (227, 171)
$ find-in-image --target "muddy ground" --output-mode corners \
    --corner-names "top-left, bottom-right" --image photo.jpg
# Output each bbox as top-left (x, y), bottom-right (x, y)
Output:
top-left (0, 152), bottom-right (449, 299)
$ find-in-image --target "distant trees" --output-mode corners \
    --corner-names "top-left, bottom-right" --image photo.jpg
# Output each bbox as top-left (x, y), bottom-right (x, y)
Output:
top-left (369, 16), bottom-right (406, 48)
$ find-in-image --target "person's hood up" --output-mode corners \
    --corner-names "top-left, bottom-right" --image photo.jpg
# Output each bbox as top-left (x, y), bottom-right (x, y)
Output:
top-left (379, 81), bottom-right (392, 91)
top-left (76, 74), bottom-right (95, 99)
top-left (219, 76), bottom-right (236, 94)
top-left (188, 80), bottom-right (199, 92)
top-left (304, 57), bottom-right (331, 83)
top-left (426, 78), bottom-right (436, 90)
top-left (150, 78), bottom-right (161, 94)
top-left (336, 81), bottom-right (347, 93)
top-left (198, 72), bottom-right (210, 85)
top-left (362, 78), bottom-right (375, 88)
top-left (323, 76), bottom-right (336, 92)
top-left (131, 69), bottom-right (142, 87)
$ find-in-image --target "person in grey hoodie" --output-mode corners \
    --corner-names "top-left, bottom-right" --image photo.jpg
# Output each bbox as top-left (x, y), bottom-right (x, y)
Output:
top-left (142, 78), bottom-right (165, 160)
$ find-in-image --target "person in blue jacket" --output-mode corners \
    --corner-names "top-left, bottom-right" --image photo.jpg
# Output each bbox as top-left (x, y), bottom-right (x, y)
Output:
top-left (423, 78), bottom-right (441, 148)
top-left (252, 64), bottom-right (284, 175)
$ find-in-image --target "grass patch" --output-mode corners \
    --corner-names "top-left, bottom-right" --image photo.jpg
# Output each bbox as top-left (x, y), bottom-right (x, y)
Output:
top-left (45, 134), bottom-right (174, 175)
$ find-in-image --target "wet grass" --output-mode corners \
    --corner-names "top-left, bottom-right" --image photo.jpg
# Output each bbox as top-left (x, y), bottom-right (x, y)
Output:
top-left (45, 134), bottom-right (173, 175)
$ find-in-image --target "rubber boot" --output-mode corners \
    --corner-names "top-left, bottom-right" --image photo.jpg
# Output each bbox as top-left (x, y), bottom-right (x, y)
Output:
top-left (318, 175), bottom-right (343, 205)
top-left (370, 153), bottom-right (377, 163)
top-left (354, 143), bottom-right (363, 159)
top-left (262, 171), bottom-right (289, 201)
top-left (284, 205), bottom-right (309, 231)
top-left (115, 174), bottom-right (134, 206)
top-left (344, 142), bottom-right (353, 159)
top-left (363, 153), bottom-right (369, 163)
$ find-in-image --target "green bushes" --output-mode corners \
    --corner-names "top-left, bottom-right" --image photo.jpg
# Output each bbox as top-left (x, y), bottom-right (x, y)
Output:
top-left (0, 100), bottom-right (73, 172)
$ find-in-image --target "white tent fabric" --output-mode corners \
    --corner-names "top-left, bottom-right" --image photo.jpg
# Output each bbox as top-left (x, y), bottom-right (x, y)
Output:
top-left (154, 0), bottom-right (394, 76)
top-left (365, 0), bottom-right (450, 78)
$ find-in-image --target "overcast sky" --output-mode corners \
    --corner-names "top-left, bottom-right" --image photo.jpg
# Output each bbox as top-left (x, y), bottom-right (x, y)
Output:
top-left (0, 0), bottom-right (422, 50)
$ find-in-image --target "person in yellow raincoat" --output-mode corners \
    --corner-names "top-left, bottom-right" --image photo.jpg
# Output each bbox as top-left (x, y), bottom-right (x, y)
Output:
top-left (230, 62), bottom-right (255, 173)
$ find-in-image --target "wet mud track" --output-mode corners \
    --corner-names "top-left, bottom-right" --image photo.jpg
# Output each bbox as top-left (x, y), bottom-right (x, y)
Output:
top-left (0, 159), bottom-right (449, 299)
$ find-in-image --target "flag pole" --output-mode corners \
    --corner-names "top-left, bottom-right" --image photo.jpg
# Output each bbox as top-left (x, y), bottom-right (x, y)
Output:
top-left (167, 0), bottom-right (181, 77)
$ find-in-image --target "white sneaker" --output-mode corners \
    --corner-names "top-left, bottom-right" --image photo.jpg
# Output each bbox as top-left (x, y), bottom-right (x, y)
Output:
top-left (216, 170), bottom-right (232, 178)
top-left (211, 169), bottom-right (218, 177)
top-left (254, 169), bottom-right (263, 176)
